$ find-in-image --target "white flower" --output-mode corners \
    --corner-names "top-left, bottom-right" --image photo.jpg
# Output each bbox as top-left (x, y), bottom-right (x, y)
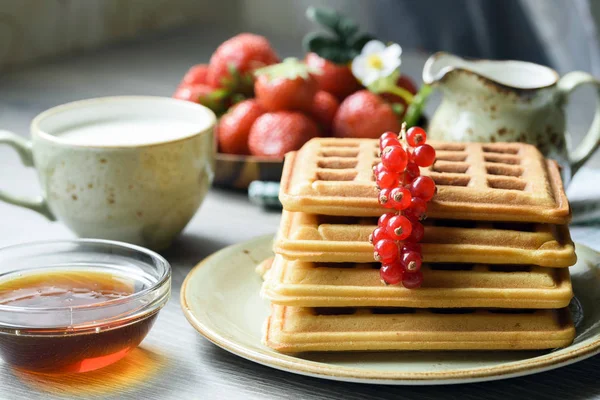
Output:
top-left (351, 40), bottom-right (402, 86)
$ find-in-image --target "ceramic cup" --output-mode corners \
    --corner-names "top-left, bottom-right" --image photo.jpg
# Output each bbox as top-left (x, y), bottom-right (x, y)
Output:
top-left (423, 52), bottom-right (600, 178)
top-left (0, 96), bottom-right (216, 249)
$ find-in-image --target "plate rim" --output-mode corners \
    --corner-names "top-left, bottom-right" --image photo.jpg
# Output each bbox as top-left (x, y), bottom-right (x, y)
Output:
top-left (180, 235), bottom-right (600, 384)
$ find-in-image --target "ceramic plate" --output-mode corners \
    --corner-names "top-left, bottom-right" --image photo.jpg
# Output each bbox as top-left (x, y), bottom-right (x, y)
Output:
top-left (181, 235), bottom-right (600, 385)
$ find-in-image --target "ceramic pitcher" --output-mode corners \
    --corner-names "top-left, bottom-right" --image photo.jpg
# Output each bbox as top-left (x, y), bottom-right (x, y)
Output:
top-left (423, 52), bottom-right (600, 177)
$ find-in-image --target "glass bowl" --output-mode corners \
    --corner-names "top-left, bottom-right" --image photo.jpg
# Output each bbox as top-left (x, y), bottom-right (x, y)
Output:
top-left (0, 239), bottom-right (171, 373)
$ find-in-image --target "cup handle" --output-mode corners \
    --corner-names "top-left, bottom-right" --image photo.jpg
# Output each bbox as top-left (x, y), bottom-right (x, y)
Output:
top-left (0, 130), bottom-right (55, 220)
top-left (557, 71), bottom-right (600, 175)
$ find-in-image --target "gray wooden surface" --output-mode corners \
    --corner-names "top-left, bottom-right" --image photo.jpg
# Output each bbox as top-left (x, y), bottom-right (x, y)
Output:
top-left (0, 26), bottom-right (599, 399)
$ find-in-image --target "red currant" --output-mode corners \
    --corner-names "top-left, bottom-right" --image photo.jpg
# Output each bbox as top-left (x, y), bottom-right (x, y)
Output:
top-left (409, 197), bottom-right (428, 219)
top-left (379, 132), bottom-right (397, 146)
top-left (412, 144), bottom-right (436, 167)
top-left (373, 162), bottom-right (386, 176)
top-left (409, 176), bottom-right (436, 201)
top-left (407, 220), bottom-right (425, 242)
top-left (381, 137), bottom-right (401, 150)
top-left (401, 250), bottom-right (422, 272)
top-left (403, 210), bottom-right (418, 223)
top-left (378, 213), bottom-right (394, 227)
top-left (370, 226), bottom-right (390, 243)
top-left (386, 215), bottom-right (412, 241)
top-left (374, 239), bottom-right (399, 264)
top-left (388, 187), bottom-right (412, 210)
top-left (401, 242), bottom-right (422, 254)
top-left (380, 262), bottom-right (403, 285)
top-left (402, 271), bottom-right (424, 289)
top-left (376, 170), bottom-right (399, 189)
top-left (381, 145), bottom-right (408, 173)
top-left (406, 127), bottom-right (427, 147)
top-left (379, 188), bottom-right (394, 208)
top-left (405, 161), bottom-right (420, 184)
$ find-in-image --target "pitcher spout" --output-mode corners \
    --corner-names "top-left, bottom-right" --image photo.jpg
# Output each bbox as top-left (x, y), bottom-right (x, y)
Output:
top-left (423, 51), bottom-right (559, 90)
top-left (422, 52), bottom-right (468, 85)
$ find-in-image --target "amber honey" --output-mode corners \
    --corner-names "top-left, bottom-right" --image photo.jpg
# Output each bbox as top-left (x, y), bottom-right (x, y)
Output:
top-left (0, 269), bottom-right (158, 373)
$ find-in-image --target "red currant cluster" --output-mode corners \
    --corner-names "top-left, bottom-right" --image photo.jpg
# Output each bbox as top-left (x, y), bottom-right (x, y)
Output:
top-left (370, 125), bottom-right (437, 289)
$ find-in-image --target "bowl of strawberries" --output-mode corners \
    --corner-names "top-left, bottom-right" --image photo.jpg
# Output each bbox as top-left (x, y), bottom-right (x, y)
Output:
top-left (173, 7), bottom-right (430, 190)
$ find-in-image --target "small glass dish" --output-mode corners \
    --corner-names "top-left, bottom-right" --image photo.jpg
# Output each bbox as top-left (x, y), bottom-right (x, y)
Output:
top-left (0, 239), bottom-right (171, 373)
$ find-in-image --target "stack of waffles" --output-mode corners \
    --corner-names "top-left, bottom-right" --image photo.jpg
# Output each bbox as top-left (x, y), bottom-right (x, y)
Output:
top-left (259, 138), bottom-right (577, 353)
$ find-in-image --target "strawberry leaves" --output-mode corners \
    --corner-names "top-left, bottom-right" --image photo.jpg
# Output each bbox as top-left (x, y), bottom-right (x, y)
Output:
top-left (303, 6), bottom-right (375, 64)
top-left (255, 58), bottom-right (321, 81)
top-left (219, 64), bottom-right (254, 96)
top-left (198, 88), bottom-right (231, 116)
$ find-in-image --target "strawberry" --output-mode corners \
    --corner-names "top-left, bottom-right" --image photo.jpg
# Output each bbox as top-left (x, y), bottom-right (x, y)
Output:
top-left (248, 112), bottom-right (320, 157)
top-left (181, 64), bottom-right (210, 86)
top-left (305, 53), bottom-right (361, 100)
top-left (310, 90), bottom-right (339, 134)
top-left (217, 100), bottom-right (265, 155)
top-left (333, 90), bottom-right (400, 139)
top-left (172, 84), bottom-right (229, 115)
top-left (254, 58), bottom-right (319, 112)
top-left (206, 33), bottom-right (279, 94)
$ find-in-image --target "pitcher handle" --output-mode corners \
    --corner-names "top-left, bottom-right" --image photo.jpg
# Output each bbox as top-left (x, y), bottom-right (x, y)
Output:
top-left (557, 71), bottom-right (600, 175)
top-left (0, 130), bottom-right (55, 220)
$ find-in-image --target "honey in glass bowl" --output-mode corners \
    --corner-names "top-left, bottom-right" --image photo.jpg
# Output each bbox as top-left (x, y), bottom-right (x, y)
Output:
top-left (0, 240), bottom-right (171, 374)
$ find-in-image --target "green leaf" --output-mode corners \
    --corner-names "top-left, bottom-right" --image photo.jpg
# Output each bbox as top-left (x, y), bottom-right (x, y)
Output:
top-left (303, 32), bottom-right (352, 64)
top-left (303, 6), bottom-right (375, 64)
top-left (335, 16), bottom-right (358, 39)
top-left (368, 70), bottom-right (400, 94)
top-left (349, 33), bottom-right (375, 52)
top-left (347, 48), bottom-right (360, 60)
top-left (320, 47), bottom-right (351, 64)
top-left (391, 103), bottom-right (406, 116)
top-left (403, 85), bottom-right (433, 127)
top-left (306, 7), bottom-right (340, 33)
top-left (255, 58), bottom-right (322, 81)
top-left (230, 93), bottom-right (246, 104)
top-left (302, 32), bottom-right (339, 53)
top-left (210, 88), bottom-right (230, 100)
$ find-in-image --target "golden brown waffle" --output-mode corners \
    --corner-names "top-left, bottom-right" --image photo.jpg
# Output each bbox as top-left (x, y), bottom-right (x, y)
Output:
top-left (274, 211), bottom-right (576, 267)
top-left (279, 138), bottom-right (570, 224)
top-left (259, 257), bottom-right (573, 309)
top-left (264, 304), bottom-right (575, 352)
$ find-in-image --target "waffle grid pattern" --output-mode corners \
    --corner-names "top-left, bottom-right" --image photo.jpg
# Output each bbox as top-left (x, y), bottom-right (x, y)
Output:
top-left (280, 138), bottom-right (570, 223)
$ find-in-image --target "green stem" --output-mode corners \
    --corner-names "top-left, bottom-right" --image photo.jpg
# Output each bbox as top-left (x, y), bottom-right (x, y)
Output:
top-left (385, 85), bottom-right (414, 104)
top-left (403, 85), bottom-right (433, 127)
top-left (367, 73), bottom-right (414, 103)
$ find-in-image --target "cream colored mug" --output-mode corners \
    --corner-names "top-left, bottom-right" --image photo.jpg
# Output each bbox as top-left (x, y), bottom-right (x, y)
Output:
top-left (0, 96), bottom-right (216, 249)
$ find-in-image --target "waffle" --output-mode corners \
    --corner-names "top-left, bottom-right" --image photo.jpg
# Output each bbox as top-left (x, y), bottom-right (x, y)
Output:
top-left (259, 256), bottom-right (573, 309)
top-left (274, 211), bottom-right (576, 267)
top-left (279, 138), bottom-right (570, 224)
top-left (264, 305), bottom-right (575, 353)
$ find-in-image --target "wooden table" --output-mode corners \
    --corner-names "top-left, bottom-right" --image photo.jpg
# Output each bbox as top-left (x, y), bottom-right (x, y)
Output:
top-left (0, 27), bottom-right (599, 399)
